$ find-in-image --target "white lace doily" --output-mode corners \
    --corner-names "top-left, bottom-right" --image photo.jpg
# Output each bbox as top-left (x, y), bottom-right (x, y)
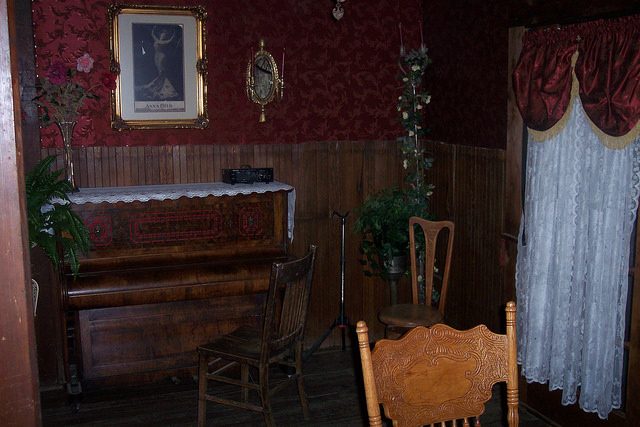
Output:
top-left (58, 182), bottom-right (296, 240)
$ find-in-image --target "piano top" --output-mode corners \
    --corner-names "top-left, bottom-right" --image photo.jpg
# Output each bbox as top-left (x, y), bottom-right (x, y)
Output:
top-left (57, 181), bottom-right (296, 241)
top-left (61, 183), bottom-right (295, 309)
top-left (63, 181), bottom-right (294, 205)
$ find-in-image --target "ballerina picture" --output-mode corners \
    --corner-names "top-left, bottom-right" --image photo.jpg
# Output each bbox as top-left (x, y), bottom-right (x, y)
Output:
top-left (109, 5), bottom-right (208, 129)
top-left (133, 23), bottom-right (185, 111)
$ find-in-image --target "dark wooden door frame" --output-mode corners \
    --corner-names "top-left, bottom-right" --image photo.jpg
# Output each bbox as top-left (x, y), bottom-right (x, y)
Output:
top-left (0, 0), bottom-right (41, 424)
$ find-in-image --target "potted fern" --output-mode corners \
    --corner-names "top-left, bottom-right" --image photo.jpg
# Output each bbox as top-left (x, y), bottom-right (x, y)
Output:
top-left (25, 155), bottom-right (89, 276)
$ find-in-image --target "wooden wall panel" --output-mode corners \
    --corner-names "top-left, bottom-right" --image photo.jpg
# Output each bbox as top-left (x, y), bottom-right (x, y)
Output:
top-left (505, 27), bottom-right (525, 305)
top-left (38, 139), bottom-right (507, 385)
top-left (428, 142), bottom-right (506, 332)
top-left (1, 0), bottom-right (41, 421)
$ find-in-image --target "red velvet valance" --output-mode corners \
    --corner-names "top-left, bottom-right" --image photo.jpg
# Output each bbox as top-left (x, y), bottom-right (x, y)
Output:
top-left (513, 15), bottom-right (640, 146)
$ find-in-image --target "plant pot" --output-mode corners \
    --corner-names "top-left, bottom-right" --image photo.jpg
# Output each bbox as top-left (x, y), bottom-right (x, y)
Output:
top-left (384, 255), bottom-right (407, 305)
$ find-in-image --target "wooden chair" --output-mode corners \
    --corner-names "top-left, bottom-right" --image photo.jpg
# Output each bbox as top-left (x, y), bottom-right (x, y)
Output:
top-left (378, 217), bottom-right (454, 335)
top-left (197, 245), bottom-right (317, 427)
top-left (357, 302), bottom-right (518, 427)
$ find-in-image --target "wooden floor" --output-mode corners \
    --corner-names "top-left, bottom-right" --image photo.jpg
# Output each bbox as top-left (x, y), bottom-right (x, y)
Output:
top-left (41, 347), bottom-right (553, 426)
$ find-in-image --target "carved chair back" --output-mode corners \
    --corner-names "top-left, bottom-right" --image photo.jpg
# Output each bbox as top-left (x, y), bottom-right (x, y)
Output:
top-left (358, 302), bottom-right (518, 427)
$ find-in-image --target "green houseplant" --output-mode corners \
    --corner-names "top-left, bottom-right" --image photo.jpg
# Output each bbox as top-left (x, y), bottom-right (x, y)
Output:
top-left (354, 46), bottom-right (433, 282)
top-left (25, 155), bottom-right (89, 275)
top-left (354, 187), bottom-right (430, 277)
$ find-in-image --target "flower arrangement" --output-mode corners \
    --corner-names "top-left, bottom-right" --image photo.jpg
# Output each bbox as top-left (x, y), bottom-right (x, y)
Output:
top-left (354, 46), bottom-right (434, 278)
top-left (34, 53), bottom-right (117, 125)
top-left (34, 53), bottom-right (117, 189)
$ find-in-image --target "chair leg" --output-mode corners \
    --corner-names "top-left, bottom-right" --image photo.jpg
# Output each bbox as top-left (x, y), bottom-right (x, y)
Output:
top-left (240, 362), bottom-right (249, 403)
top-left (259, 365), bottom-right (275, 427)
top-left (197, 352), bottom-right (208, 427)
top-left (295, 342), bottom-right (310, 419)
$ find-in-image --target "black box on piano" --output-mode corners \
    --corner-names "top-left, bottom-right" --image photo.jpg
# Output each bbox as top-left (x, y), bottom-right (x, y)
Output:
top-left (222, 167), bottom-right (274, 184)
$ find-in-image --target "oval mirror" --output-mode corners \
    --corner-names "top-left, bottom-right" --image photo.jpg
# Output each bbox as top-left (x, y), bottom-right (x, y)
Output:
top-left (246, 39), bottom-right (281, 122)
top-left (254, 54), bottom-right (275, 101)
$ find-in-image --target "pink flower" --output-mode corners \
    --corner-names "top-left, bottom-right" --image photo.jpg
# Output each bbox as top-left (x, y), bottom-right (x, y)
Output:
top-left (76, 53), bottom-right (94, 73)
top-left (46, 61), bottom-right (69, 85)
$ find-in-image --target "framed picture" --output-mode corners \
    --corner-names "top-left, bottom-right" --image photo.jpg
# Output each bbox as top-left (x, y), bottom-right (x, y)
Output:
top-left (108, 4), bottom-right (208, 130)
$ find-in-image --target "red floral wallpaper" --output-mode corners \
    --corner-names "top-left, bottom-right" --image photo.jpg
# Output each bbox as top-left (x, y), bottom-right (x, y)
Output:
top-left (33, 0), bottom-right (427, 148)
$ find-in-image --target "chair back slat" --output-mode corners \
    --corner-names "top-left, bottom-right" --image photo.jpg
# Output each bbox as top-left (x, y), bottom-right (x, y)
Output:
top-left (262, 245), bottom-right (317, 356)
top-left (409, 217), bottom-right (454, 315)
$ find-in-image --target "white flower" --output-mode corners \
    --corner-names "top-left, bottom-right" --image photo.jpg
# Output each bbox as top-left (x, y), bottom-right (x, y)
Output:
top-left (398, 96), bottom-right (403, 100)
top-left (409, 130), bottom-right (415, 136)
top-left (425, 95), bottom-right (431, 104)
top-left (403, 160), bottom-right (408, 169)
top-left (417, 104), bottom-right (423, 110)
top-left (402, 112), bottom-right (409, 120)
top-left (416, 125), bottom-right (421, 129)
top-left (411, 65), bottom-right (420, 71)
top-left (40, 204), bottom-right (54, 214)
top-left (402, 77), bottom-right (408, 82)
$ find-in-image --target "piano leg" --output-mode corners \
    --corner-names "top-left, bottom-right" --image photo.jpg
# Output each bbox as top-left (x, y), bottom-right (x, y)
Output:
top-left (64, 311), bottom-right (82, 412)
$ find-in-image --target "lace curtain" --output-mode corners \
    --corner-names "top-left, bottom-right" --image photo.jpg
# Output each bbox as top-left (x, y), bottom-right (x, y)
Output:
top-left (516, 98), bottom-right (640, 418)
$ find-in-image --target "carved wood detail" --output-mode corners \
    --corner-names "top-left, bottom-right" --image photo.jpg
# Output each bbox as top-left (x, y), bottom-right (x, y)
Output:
top-left (357, 302), bottom-right (518, 427)
top-left (375, 324), bottom-right (507, 425)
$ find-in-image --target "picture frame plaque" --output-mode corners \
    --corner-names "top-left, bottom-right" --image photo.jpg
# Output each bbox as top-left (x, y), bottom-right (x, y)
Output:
top-left (108, 4), bottom-right (208, 130)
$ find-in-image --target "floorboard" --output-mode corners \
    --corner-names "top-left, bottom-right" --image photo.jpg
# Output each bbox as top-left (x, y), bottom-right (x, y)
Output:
top-left (41, 347), bottom-right (553, 426)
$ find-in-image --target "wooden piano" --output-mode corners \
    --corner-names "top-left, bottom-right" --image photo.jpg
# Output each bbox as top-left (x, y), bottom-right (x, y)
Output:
top-left (60, 182), bottom-right (294, 388)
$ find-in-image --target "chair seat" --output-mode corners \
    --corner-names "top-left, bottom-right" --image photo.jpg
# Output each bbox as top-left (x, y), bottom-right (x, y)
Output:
top-left (198, 325), bottom-right (262, 362)
top-left (378, 303), bottom-right (443, 328)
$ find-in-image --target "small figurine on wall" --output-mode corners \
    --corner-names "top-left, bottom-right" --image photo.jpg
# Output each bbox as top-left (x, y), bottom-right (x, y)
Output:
top-left (333, 0), bottom-right (346, 20)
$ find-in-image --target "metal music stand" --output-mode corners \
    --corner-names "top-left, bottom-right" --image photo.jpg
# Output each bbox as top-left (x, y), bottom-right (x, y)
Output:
top-left (304, 211), bottom-right (350, 360)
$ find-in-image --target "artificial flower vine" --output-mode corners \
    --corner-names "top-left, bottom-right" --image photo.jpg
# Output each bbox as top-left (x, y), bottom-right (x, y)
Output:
top-left (353, 42), bottom-right (436, 282)
top-left (397, 46), bottom-right (434, 199)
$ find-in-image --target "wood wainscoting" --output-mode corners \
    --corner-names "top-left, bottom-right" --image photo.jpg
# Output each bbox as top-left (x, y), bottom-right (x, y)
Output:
top-left (38, 140), bottom-right (508, 386)
top-left (427, 142), bottom-right (507, 332)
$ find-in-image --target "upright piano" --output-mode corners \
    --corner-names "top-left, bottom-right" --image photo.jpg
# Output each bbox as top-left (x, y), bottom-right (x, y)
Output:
top-left (60, 182), bottom-right (294, 387)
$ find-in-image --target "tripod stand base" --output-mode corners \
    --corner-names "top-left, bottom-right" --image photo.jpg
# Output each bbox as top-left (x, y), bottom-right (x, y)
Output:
top-left (304, 210), bottom-right (351, 361)
top-left (303, 317), bottom-right (349, 361)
